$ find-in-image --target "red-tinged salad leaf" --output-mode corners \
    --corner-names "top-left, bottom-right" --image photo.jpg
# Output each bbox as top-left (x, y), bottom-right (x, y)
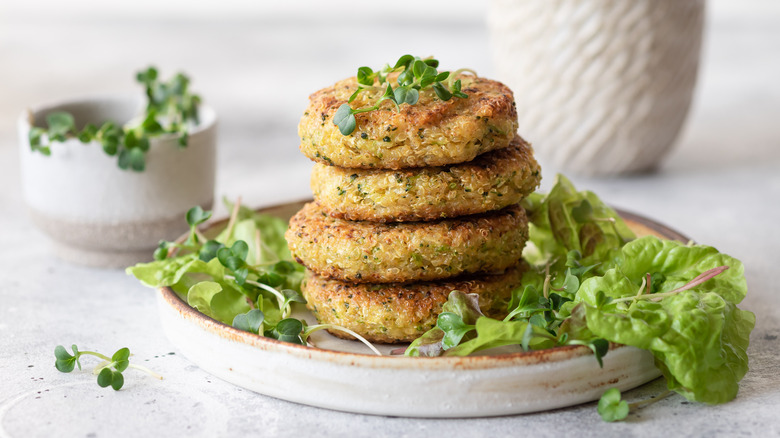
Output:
top-left (578, 236), bottom-right (755, 404)
top-left (405, 291), bottom-right (484, 357)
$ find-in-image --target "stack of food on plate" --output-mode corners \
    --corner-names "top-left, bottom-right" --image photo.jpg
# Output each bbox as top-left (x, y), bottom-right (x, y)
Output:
top-left (287, 64), bottom-right (542, 343)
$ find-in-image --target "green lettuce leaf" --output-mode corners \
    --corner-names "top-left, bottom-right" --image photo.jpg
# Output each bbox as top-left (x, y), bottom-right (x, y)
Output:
top-left (520, 174), bottom-right (635, 298)
top-left (444, 317), bottom-right (556, 357)
top-left (522, 174), bottom-right (634, 271)
top-left (220, 198), bottom-right (293, 263)
top-left (126, 253), bottom-right (200, 288)
top-left (579, 236), bottom-right (755, 404)
top-left (187, 281), bottom-right (252, 325)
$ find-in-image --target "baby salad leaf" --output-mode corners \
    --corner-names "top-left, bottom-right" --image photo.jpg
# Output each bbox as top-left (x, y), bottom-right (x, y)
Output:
top-left (186, 206), bottom-right (212, 227)
top-left (97, 367), bottom-right (124, 390)
top-left (405, 291), bottom-right (484, 357)
top-left (437, 312), bottom-right (476, 350)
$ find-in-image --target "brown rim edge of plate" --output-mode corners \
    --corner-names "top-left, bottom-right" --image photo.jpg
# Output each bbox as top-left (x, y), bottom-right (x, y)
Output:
top-left (158, 201), bottom-right (690, 369)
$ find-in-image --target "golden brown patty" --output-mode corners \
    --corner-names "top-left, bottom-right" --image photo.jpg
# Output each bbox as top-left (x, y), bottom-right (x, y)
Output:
top-left (285, 202), bottom-right (529, 283)
top-left (302, 264), bottom-right (526, 343)
top-left (311, 137), bottom-right (541, 222)
top-left (298, 75), bottom-right (518, 169)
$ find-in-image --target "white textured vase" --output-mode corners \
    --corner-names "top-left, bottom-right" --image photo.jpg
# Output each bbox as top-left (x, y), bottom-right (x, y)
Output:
top-left (19, 96), bottom-right (217, 268)
top-left (488, 0), bottom-right (705, 175)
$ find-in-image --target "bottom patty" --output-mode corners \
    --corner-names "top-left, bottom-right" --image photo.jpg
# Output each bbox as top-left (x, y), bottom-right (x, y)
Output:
top-left (301, 263), bottom-right (527, 344)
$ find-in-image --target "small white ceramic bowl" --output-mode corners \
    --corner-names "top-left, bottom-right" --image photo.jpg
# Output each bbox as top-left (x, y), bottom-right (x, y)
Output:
top-left (19, 95), bottom-right (217, 268)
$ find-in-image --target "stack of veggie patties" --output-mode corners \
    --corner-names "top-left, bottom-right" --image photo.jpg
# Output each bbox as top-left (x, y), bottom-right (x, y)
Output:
top-left (287, 72), bottom-right (541, 343)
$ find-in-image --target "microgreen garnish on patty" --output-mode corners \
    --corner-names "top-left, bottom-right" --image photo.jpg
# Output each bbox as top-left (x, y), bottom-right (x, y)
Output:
top-left (334, 55), bottom-right (474, 135)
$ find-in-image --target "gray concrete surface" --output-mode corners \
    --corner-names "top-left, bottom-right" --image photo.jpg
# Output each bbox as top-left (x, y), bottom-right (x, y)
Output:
top-left (1, 1), bottom-right (778, 437)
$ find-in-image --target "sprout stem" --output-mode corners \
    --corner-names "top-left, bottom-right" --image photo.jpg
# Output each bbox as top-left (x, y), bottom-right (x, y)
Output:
top-left (628, 390), bottom-right (674, 410)
top-left (128, 364), bottom-right (164, 380)
top-left (223, 196), bottom-right (242, 241)
top-left (305, 324), bottom-right (382, 356)
top-left (613, 266), bottom-right (729, 304)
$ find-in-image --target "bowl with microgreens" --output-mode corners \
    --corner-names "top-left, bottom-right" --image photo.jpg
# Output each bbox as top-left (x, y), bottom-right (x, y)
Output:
top-left (18, 67), bottom-right (217, 268)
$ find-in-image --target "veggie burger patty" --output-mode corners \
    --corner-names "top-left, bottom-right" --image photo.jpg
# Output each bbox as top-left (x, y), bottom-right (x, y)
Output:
top-left (301, 263), bottom-right (526, 343)
top-left (285, 202), bottom-right (529, 283)
top-left (298, 75), bottom-right (519, 169)
top-left (311, 137), bottom-right (541, 222)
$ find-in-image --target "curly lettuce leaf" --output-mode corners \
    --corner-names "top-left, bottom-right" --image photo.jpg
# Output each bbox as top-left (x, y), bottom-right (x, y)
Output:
top-left (521, 174), bottom-right (635, 297)
top-left (579, 236), bottom-right (755, 404)
top-left (127, 253), bottom-right (200, 288)
top-left (523, 174), bottom-right (634, 269)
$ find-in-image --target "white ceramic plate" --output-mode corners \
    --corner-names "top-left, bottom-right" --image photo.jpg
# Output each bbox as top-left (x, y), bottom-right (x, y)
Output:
top-left (156, 201), bottom-right (688, 418)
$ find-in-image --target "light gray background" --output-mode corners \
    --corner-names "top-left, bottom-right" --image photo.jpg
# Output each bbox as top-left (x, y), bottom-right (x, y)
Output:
top-left (1, 1), bottom-right (778, 437)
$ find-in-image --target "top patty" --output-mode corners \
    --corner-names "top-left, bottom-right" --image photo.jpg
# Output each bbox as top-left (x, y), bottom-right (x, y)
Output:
top-left (298, 75), bottom-right (518, 169)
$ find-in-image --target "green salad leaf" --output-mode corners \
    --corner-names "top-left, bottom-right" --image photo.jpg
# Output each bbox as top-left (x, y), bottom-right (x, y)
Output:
top-left (578, 236), bottom-right (755, 404)
top-left (522, 174), bottom-right (635, 288)
top-left (444, 316), bottom-right (556, 357)
top-left (407, 174), bottom-right (634, 358)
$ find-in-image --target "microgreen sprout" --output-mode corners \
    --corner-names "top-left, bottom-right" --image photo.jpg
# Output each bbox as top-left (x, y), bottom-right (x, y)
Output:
top-left (437, 312), bottom-right (476, 350)
top-left (598, 388), bottom-right (674, 422)
top-left (334, 55), bottom-right (474, 135)
top-left (54, 344), bottom-right (162, 390)
top-left (28, 66), bottom-right (201, 172)
top-left (568, 338), bottom-right (610, 368)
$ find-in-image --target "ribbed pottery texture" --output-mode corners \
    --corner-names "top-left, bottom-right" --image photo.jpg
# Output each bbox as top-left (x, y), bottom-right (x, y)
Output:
top-left (488, 0), bottom-right (705, 175)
